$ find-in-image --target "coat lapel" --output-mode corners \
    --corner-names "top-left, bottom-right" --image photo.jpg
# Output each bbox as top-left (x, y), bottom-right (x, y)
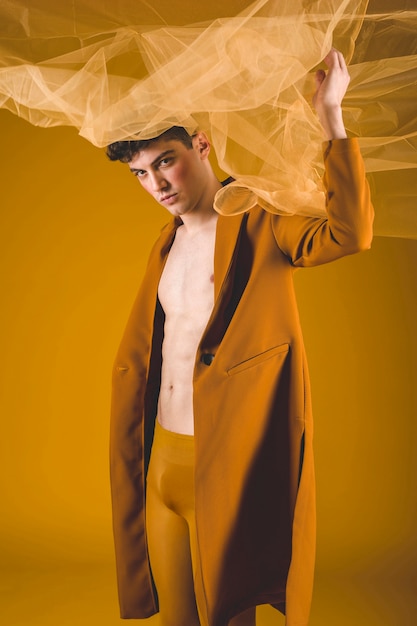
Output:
top-left (213, 213), bottom-right (246, 301)
top-left (197, 212), bottom-right (246, 353)
top-left (149, 218), bottom-right (180, 280)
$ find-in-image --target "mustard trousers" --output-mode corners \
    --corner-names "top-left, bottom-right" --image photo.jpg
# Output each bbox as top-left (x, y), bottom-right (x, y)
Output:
top-left (146, 420), bottom-right (256, 626)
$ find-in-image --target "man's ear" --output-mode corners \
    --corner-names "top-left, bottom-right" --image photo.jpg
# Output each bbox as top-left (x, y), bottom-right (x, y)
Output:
top-left (193, 131), bottom-right (211, 159)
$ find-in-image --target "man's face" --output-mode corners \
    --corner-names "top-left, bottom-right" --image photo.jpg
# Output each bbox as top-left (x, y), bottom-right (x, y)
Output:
top-left (128, 135), bottom-right (210, 218)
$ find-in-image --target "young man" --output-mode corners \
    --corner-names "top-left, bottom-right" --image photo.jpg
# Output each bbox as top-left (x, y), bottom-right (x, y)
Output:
top-left (107, 49), bottom-right (373, 626)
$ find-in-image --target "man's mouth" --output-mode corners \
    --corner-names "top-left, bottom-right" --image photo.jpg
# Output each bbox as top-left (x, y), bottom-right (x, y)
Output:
top-left (160, 193), bottom-right (177, 204)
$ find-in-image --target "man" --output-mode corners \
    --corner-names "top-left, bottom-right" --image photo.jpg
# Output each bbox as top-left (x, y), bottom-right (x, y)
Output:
top-left (107, 49), bottom-right (373, 626)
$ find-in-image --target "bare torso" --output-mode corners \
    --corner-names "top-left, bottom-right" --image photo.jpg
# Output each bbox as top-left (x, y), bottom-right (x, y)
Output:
top-left (157, 215), bottom-right (218, 434)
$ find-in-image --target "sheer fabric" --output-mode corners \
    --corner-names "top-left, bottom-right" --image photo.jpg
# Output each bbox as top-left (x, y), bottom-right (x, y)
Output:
top-left (0, 0), bottom-right (416, 236)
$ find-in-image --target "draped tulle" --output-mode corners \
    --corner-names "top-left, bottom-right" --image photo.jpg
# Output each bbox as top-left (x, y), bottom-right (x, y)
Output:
top-left (0, 0), bottom-right (416, 236)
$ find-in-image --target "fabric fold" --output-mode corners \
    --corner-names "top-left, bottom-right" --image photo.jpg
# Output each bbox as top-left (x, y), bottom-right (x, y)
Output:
top-left (0, 0), bottom-right (416, 236)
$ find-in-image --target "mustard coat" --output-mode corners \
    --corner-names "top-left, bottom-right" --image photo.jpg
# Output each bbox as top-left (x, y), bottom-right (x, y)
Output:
top-left (110, 139), bottom-right (374, 626)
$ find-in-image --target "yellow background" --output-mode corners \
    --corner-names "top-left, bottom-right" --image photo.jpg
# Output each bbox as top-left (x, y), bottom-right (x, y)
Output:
top-left (1, 109), bottom-right (416, 625)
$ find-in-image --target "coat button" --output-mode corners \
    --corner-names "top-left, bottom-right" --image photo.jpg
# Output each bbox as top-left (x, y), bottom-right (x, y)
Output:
top-left (200, 353), bottom-right (215, 365)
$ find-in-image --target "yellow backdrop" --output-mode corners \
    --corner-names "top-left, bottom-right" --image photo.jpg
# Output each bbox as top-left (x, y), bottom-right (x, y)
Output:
top-left (0, 109), bottom-right (416, 625)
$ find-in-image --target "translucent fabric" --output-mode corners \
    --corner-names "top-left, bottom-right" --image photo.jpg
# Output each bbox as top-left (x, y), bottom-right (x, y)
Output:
top-left (0, 0), bottom-right (416, 237)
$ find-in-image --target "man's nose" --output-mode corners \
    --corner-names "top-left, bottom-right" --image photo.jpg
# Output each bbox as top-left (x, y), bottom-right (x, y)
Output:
top-left (149, 171), bottom-right (167, 192)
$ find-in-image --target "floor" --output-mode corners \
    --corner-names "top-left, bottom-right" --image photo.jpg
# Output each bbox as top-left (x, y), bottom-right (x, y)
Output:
top-left (1, 553), bottom-right (416, 626)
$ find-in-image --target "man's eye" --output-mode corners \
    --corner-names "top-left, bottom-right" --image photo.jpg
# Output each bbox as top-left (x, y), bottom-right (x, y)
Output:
top-left (135, 170), bottom-right (146, 178)
top-left (159, 158), bottom-right (172, 167)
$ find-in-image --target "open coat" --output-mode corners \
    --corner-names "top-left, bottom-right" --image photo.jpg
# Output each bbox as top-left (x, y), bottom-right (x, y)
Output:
top-left (110, 138), bottom-right (374, 626)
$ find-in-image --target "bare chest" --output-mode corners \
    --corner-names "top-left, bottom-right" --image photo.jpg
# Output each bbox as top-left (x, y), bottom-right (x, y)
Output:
top-left (158, 225), bottom-right (216, 318)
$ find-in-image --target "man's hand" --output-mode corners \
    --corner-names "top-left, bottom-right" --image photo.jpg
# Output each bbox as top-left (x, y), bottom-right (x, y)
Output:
top-left (313, 48), bottom-right (350, 140)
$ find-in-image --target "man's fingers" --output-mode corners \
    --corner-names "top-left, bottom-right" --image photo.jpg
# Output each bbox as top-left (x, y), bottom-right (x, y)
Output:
top-left (323, 48), bottom-right (346, 70)
top-left (315, 69), bottom-right (326, 88)
top-left (335, 49), bottom-right (348, 71)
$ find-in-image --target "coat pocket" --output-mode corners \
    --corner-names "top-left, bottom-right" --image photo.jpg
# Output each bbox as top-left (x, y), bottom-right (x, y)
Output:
top-left (226, 342), bottom-right (289, 377)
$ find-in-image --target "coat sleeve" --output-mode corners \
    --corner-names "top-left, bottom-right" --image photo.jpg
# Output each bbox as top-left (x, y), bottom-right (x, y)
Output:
top-left (271, 138), bottom-right (374, 267)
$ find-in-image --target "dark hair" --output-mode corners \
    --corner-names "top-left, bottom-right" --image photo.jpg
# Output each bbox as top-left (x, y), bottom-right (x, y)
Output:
top-left (106, 126), bottom-right (194, 163)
